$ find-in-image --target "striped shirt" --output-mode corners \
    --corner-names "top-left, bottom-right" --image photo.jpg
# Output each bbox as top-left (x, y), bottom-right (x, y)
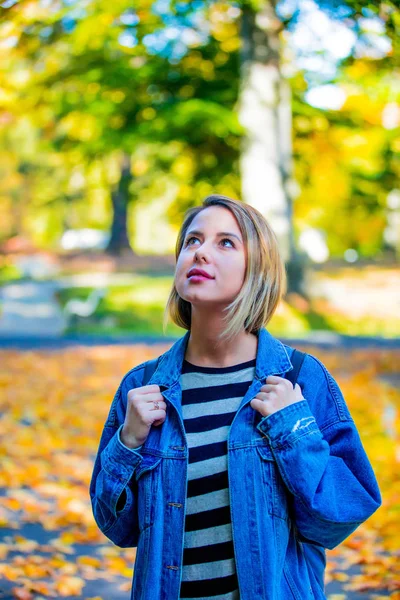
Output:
top-left (178, 356), bottom-right (257, 600)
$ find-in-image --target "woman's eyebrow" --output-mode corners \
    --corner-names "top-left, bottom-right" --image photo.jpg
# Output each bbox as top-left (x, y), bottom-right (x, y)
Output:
top-left (185, 230), bottom-right (243, 244)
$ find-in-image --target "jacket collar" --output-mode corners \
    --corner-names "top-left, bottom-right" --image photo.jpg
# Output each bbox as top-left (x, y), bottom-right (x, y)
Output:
top-left (151, 327), bottom-right (293, 388)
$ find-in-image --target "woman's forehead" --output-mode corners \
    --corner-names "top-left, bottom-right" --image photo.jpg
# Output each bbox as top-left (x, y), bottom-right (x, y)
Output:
top-left (190, 206), bottom-right (240, 231)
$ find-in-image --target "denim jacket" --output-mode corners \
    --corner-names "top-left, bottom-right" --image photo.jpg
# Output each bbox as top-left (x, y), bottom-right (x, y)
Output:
top-left (89, 328), bottom-right (382, 600)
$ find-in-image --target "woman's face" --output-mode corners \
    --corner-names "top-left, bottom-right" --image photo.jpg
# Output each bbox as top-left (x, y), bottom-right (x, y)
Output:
top-left (175, 205), bottom-right (247, 309)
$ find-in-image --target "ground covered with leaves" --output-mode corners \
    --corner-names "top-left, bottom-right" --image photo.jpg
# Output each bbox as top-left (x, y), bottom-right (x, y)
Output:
top-left (0, 343), bottom-right (399, 599)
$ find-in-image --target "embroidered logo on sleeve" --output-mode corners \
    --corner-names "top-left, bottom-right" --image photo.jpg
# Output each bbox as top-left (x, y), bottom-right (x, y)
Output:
top-left (291, 416), bottom-right (316, 433)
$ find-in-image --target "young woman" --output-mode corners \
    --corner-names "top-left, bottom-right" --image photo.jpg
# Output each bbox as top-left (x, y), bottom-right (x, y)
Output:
top-left (90, 194), bottom-right (382, 600)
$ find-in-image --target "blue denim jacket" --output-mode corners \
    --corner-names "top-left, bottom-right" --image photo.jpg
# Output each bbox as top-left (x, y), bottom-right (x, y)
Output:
top-left (89, 328), bottom-right (382, 600)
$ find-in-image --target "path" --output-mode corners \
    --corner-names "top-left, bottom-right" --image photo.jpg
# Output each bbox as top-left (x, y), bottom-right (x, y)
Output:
top-left (0, 273), bottom-right (151, 340)
top-left (0, 519), bottom-right (393, 599)
top-left (0, 280), bottom-right (66, 337)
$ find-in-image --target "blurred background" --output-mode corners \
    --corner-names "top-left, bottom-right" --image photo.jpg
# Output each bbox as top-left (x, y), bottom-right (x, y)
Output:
top-left (0, 0), bottom-right (399, 340)
top-left (0, 0), bottom-right (399, 599)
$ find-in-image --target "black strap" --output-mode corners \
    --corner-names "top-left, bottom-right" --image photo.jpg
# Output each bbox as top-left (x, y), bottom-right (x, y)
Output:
top-left (284, 348), bottom-right (306, 386)
top-left (143, 348), bottom-right (305, 387)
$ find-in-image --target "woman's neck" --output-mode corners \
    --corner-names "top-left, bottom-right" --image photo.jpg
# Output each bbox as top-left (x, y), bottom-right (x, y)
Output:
top-left (184, 328), bottom-right (258, 368)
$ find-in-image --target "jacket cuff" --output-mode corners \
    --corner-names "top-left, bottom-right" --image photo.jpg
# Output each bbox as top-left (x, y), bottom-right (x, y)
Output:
top-left (101, 424), bottom-right (143, 480)
top-left (256, 400), bottom-right (320, 448)
top-left (117, 424), bottom-right (143, 453)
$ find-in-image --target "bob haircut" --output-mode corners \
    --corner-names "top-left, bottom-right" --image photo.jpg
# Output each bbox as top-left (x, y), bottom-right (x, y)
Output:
top-left (163, 194), bottom-right (287, 343)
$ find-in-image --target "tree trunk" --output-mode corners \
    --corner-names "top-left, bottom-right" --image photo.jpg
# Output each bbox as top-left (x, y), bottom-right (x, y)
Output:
top-left (238, 2), bottom-right (307, 294)
top-left (107, 152), bottom-right (134, 256)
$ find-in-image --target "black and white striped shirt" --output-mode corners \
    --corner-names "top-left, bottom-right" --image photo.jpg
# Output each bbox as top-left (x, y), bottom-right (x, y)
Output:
top-left (178, 356), bottom-right (256, 600)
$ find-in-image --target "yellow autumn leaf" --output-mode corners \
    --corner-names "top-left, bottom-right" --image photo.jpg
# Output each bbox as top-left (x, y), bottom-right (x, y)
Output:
top-left (0, 344), bottom-right (398, 597)
top-left (55, 575), bottom-right (85, 596)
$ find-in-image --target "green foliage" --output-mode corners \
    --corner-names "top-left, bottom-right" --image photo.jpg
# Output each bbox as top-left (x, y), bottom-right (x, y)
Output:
top-left (0, 0), bottom-right (399, 255)
top-left (292, 57), bottom-right (400, 256)
top-left (0, 261), bottom-right (23, 285)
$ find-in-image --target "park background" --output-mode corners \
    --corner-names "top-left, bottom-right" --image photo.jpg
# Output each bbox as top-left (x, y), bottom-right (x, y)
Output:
top-left (0, 0), bottom-right (399, 598)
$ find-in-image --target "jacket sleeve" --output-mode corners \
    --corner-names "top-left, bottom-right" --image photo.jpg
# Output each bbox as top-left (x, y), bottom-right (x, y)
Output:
top-left (255, 353), bottom-right (382, 550)
top-left (89, 366), bottom-right (146, 548)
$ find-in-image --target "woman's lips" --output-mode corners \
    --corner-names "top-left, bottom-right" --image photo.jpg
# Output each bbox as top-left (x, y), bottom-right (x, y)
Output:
top-left (188, 275), bottom-right (213, 282)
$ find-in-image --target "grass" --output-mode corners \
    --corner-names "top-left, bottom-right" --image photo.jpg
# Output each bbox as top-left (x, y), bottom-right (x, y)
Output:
top-left (55, 276), bottom-right (182, 337)
top-left (54, 269), bottom-right (400, 338)
top-left (0, 262), bottom-right (24, 285)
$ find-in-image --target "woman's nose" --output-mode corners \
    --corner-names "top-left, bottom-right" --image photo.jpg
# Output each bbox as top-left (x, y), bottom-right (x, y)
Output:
top-left (195, 246), bottom-right (211, 261)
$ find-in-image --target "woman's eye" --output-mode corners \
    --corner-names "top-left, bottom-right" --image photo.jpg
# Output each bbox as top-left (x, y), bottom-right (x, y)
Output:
top-left (184, 236), bottom-right (234, 247)
top-left (185, 236), bottom-right (198, 245)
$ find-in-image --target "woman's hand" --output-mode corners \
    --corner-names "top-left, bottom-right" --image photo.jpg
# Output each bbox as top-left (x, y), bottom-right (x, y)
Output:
top-left (250, 375), bottom-right (305, 418)
top-left (120, 384), bottom-right (167, 448)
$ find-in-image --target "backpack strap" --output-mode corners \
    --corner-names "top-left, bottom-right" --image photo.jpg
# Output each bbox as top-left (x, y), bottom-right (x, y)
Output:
top-left (142, 349), bottom-right (305, 387)
top-left (284, 348), bottom-right (306, 386)
top-left (142, 356), bottom-right (161, 386)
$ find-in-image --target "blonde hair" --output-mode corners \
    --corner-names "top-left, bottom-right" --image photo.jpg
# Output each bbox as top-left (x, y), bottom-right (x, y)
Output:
top-left (163, 194), bottom-right (287, 343)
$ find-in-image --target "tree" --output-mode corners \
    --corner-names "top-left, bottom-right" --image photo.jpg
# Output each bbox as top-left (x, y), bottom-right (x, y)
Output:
top-left (238, 3), bottom-right (293, 262)
top-left (0, 0), bottom-right (243, 254)
top-left (1, 0), bottom-right (398, 266)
